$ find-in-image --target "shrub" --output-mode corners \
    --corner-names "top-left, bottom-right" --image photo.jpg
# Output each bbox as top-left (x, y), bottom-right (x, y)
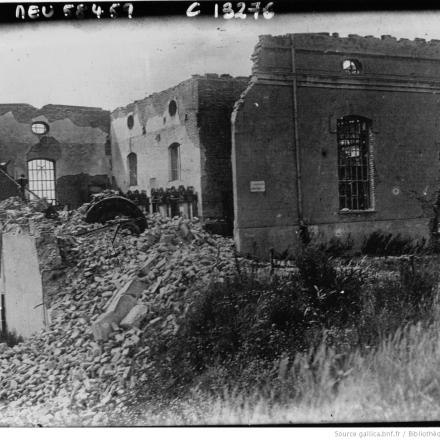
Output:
top-left (133, 248), bottom-right (439, 408)
top-left (361, 231), bottom-right (426, 256)
top-left (319, 235), bottom-right (354, 257)
top-left (357, 257), bottom-right (438, 346)
top-left (295, 246), bottom-right (365, 328)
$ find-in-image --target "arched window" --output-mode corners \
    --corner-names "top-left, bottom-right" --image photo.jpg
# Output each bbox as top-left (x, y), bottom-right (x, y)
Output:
top-left (27, 159), bottom-right (56, 204)
top-left (342, 59), bottom-right (362, 74)
top-left (127, 114), bottom-right (134, 129)
top-left (169, 143), bottom-right (180, 181)
top-left (337, 116), bottom-right (372, 211)
top-left (127, 153), bottom-right (137, 186)
top-left (168, 100), bottom-right (177, 117)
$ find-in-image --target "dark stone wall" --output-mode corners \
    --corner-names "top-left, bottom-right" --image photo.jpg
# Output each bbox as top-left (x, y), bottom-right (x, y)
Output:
top-left (232, 81), bottom-right (299, 257)
top-left (57, 174), bottom-right (110, 208)
top-left (233, 33), bottom-right (440, 257)
top-left (198, 75), bottom-right (248, 225)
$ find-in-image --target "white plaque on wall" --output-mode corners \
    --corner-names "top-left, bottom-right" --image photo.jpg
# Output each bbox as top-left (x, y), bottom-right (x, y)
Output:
top-left (250, 181), bottom-right (266, 192)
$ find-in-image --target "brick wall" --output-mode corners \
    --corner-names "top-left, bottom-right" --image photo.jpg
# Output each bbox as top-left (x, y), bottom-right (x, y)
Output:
top-left (233, 33), bottom-right (440, 257)
top-left (198, 74), bottom-right (248, 223)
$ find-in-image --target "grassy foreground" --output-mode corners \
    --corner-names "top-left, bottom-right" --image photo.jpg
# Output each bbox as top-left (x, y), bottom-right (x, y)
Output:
top-left (127, 250), bottom-right (440, 425)
top-left (129, 318), bottom-right (440, 425)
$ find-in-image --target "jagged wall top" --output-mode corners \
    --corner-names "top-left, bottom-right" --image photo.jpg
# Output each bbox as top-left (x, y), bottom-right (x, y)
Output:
top-left (112, 74), bottom-right (249, 118)
top-left (259, 33), bottom-right (440, 56)
top-left (251, 33), bottom-right (440, 74)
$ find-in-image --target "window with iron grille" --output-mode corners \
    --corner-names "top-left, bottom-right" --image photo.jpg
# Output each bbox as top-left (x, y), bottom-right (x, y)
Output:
top-left (127, 152), bottom-right (137, 186)
top-left (27, 159), bottom-right (56, 204)
top-left (169, 143), bottom-right (180, 181)
top-left (337, 116), bottom-right (372, 211)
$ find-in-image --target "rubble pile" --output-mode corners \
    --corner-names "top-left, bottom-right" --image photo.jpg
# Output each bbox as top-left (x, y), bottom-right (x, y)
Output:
top-left (0, 196), bottom-right (54, 233)
top-left (0, 198), bottom-right (245, 425)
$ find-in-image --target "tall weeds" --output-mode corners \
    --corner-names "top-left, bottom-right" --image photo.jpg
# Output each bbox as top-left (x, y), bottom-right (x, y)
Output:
top-left (130, 247), bottom-right (440, 424)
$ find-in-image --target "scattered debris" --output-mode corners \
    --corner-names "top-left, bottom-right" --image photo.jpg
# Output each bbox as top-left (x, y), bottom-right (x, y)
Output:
top-left (0, 195), bottom-right (247, 424)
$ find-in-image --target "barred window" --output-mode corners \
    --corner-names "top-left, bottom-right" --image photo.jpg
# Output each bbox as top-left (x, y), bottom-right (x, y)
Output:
top-left (27, 159), bottom-right (56, 204)
top-left (127, 152), bottom-right (137, 186)
top-left (169, 143), bottom-right (180, 181)
top-left (337, 116), bottom-right (372, 211)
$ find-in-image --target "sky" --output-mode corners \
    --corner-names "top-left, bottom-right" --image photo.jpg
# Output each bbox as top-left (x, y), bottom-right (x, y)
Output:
top-left (3, 11), bottom-right (440, 111)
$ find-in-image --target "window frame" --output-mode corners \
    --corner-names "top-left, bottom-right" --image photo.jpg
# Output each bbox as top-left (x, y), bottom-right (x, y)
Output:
top-left (127, 152), bottom-right (138, 186)
top-left (337, 115), bottom-right (374, 213)
top-left (168, 100), bottom-right (177, 117)
top-left (127, 114), bottom-right (134, 130)
top-left (31, 121), bottom-right (49, 135)
top-left (27, 158), bottom-right (57, 204)
top-left (342, 59), bottom-right (362, 75)
top-left (168, 143), bottom-right (181, 182)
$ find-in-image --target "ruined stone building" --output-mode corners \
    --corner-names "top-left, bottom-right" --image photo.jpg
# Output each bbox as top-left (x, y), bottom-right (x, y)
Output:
top-left (4, 33), bottom-right (440, 255)
top-left (110, 74), bottom-right (247, 231)
top-left (232, 33), bottom-right (440, 257)
top-left (0, 104), bottom-right (111, 207)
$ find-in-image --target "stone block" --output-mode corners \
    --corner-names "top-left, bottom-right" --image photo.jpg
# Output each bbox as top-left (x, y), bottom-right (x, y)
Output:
top-left (120, 304), bottom-right (149, 329)
top-left (91, 278), bottom-right (145, 341)
top-left (91, 311), bottom-right (118, 341)
top-left (105, 294), bottom-right (137, 323)
top-left (117, 278), bottom-right (146, 299)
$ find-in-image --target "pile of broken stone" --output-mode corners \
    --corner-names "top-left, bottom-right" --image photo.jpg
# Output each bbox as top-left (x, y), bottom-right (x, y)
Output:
top-left (0, 197), bottom-right (252, 425)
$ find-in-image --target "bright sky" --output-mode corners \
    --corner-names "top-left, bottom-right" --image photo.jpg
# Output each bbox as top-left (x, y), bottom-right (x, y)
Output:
top-left (2, 11), bottom-right (440, 111)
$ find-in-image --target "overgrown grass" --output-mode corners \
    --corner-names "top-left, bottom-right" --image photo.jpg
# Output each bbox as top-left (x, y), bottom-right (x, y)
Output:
top-left (128, 245), bottom-right (440, 425)
top-left (361, 231), bottom-right (427, 256)
top-left (128, 316), bottom-right (440, 424)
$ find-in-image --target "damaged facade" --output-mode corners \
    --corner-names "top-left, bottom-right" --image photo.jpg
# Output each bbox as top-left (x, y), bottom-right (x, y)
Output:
top-left (0, 104), bottom-right (111, 208)
top-left (3, 33), bottom-right (440, 256)
top-left (232, 33), bottom-right (440, 257)
top-left (110, 74), bottom-right (248, 231)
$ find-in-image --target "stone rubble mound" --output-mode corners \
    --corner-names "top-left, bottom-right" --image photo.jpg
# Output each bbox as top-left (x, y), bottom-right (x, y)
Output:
top-left (0, 196), bottom-right (245, 425)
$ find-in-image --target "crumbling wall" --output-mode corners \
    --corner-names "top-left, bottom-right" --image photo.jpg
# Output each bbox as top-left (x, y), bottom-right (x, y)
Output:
top-left (110, 78), bottom-right (202, 204)
top-left (198, 74), bottom-right (248, 224)
top-left (111, 74), bottom-right (248, 224)
top-left (0, 104), bottom-right (111, 208)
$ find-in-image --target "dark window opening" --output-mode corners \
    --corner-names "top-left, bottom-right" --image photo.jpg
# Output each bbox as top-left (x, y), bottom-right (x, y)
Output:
top-left (27, 159), bottom-right (56, 204)
top-left (169, 100), bottom-right (177, 117)
top-left (127, 114), bottom-right (134, 129)
top-left (142, 125), bottom-right (146, 135)
top-left (31, 122), bottom-right (49, 135)
top-left (342, 59), bottom-right (362, 74)
top-left (127, 152), bottom-right (138, 186)
top-left (337, 116), bottom-right (372, 211)
top-left (105, 139), bottom-right (111, 156)
top-left (169, 143), bottom-right (180, 181)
